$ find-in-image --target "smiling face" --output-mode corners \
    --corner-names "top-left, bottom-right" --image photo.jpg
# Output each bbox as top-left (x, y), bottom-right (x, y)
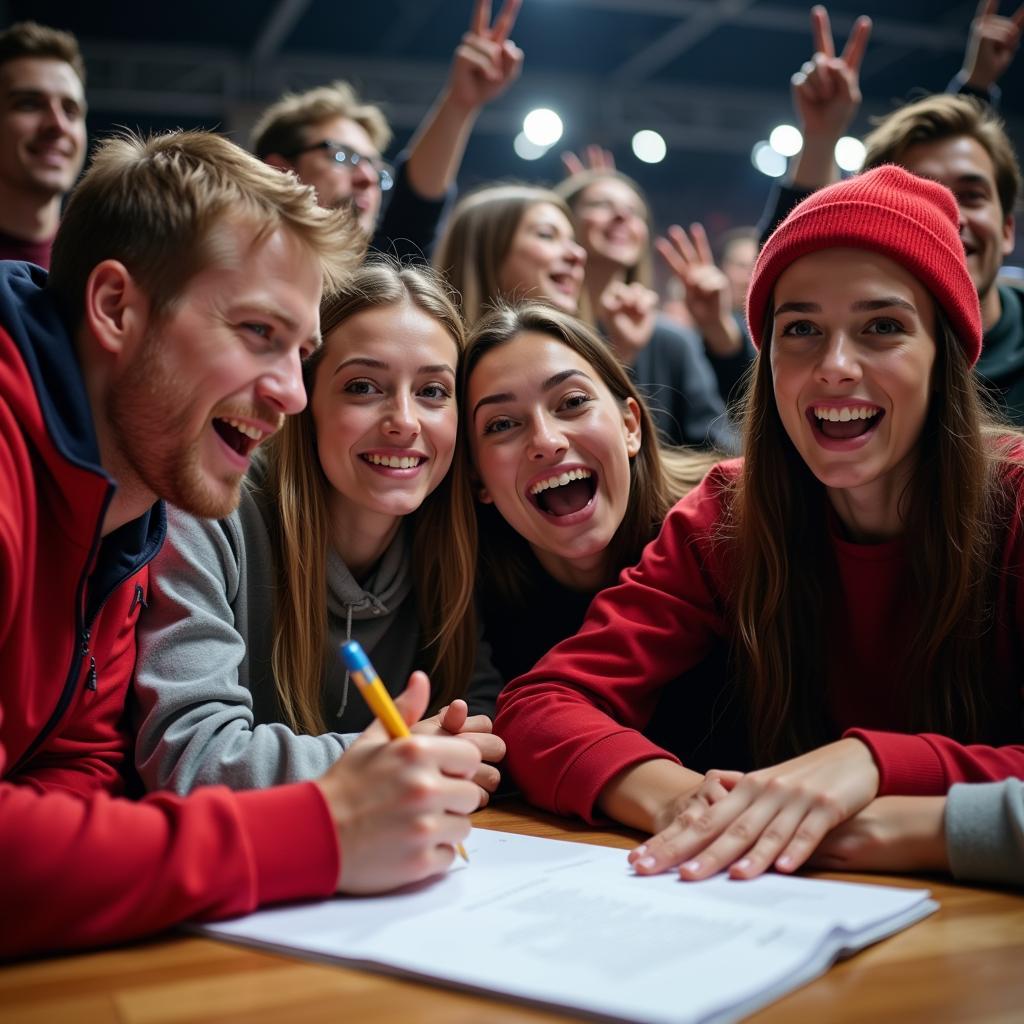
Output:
top-left (290, 115), bottom-right (383, 235)
top-left (108, 222), bottom-right (323, 519)
top-left (310, 300), bottom-right (459, 538)
top-left (769, 247), bottom-right (937, 535)
top-left (498, 202), bottom-right (586, 314)
top-left (900, 135), bottom-right (1014, 322)
top-left (467, 330), bottom-right (641, 587)
top-left (0, 56), bottom-right (86, 199)
top-left (573, 177), bottom-right (649, 271)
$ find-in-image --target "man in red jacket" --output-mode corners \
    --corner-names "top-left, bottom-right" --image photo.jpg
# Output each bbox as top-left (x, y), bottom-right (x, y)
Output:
top-left (0, 129), bottom-right (482, 959)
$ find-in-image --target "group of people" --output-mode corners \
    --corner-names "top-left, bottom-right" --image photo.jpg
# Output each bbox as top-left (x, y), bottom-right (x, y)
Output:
top-left (2, 0), bottom-right (1024, 963)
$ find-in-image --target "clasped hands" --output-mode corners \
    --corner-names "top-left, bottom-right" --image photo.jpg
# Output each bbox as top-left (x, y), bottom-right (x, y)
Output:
top-left (629, 738), bottom-right (882, 880)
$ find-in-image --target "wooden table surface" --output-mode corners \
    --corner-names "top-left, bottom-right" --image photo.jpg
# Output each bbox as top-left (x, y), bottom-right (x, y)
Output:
top-left (3, 799), bottom-right (1023, 1024)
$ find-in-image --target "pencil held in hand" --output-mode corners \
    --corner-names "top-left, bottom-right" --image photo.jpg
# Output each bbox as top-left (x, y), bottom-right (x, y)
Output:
top-left (340, 640), bottom-right (470, 863)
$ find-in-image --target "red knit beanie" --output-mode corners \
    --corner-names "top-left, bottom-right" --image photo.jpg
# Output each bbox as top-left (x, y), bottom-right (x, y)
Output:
top-left (746, 165), bottom-right (982, 366)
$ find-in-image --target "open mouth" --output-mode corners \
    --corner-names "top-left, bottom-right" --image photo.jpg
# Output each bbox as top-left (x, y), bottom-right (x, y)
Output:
top-left (360, 453), bottom-right (427, 470)
top-left (548, 272), bottom-right (579, 295)
top-left (809, 405), bottom-right (884, 440)
top-left (528, 467), bottom-right (597, 516)
top-left (213, 417), bottom-right (264, 458)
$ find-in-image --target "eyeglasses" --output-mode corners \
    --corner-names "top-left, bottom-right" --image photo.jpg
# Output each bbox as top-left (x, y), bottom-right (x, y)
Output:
top-left (289, 140), bottom-right (394, 191)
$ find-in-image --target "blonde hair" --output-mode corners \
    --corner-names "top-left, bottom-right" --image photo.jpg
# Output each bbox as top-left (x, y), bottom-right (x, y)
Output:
top-left (0, 20), bottom-right (85, 83)
top-left (266, 260), bottom-right (477, 735)
top-left (434, 184), bottom-right (584, 325)
top-left (48, 129), bottom-right (364, 329)
top-left (554, 169), bottom-right (654, 288)
top-left (461, 301), bottom-right (715, 601)
top-left (252, 81), bottom-right (392, 160)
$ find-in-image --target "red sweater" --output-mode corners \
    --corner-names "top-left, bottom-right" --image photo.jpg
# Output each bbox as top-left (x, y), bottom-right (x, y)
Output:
top-left (495, 460), bottom-right (1024, 823)
top-left (0, 263), bottom-right (339, 959)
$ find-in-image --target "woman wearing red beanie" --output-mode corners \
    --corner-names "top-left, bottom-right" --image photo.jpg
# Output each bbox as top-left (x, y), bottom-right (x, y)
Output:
top-left (493, 164), bottom-right (1024, 881)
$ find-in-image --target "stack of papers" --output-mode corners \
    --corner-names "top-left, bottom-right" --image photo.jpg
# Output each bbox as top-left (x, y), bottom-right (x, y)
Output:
top-left (200, 828), bottom-right (936, 1023)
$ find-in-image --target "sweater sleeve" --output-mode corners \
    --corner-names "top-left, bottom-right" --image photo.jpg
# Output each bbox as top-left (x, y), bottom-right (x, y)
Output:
top-left (494, 469), bottom-right (733, 823)
top-left (844, 728), bottom-right (1024, 796)
top-left (132, 508), bottom-right (351, 796)
top-left (945, 780), bottom-right (1024, 887)
top-left (0, 725), bottom-right (339, 959)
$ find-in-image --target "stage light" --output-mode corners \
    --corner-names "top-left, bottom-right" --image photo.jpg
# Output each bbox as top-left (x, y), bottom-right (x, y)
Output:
top-left (514, 131), bottom-right (548, 161)
top-left (769, 124), bottom-right (803, 157)
top-left (752, 140), bottom-right (786, 178)
top-left (632, 129), bottom-right (666, 164)
top-left (523, 108), bottom-right (563, 147)
top-left (835, 136), bottom-right (866, 172)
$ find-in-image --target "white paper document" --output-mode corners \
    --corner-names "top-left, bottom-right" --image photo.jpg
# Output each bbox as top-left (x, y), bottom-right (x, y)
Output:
top-left (199, 827), bottom-right (937, 1024)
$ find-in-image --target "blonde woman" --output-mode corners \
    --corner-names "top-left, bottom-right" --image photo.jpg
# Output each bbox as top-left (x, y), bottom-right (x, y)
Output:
top-left (436, 182), bottom-right (733, 450)
top-left (132, 261), bottom-right (503, 803)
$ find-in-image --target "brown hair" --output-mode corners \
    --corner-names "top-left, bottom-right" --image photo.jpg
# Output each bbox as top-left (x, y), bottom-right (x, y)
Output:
top-left (731, 302), bottom-right (1022, 763)
top-left (0, 21), bottom-right (85, 84)
top-left (863, 94), bottom-right (1021, 217)
top-left (48, 129), bottom-right (364, 330)
top-left (434, 184), bottom-right (584, 325)
top-left (266, 260), bottom-right (476, 735)
top-left (251, 81), bottom-right (391, 161)
top-left (554, 169), bottom-right (654, 288)
top-left (461, 301), bottom-right (715, 602)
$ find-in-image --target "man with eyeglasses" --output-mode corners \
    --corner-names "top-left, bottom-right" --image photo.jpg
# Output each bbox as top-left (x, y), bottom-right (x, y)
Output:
top-left (253, 0), bottom-right (523, 260)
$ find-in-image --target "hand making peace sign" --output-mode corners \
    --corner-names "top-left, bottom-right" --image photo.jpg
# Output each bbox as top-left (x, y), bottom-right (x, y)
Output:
top-left (447, 0), bottom-right (525, 111)
top-left (791, 5), bottom-right (872, 143)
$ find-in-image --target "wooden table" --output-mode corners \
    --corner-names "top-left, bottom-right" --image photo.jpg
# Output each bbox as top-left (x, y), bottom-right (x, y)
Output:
top-left (3, 800), bottom-right (1023, 1024)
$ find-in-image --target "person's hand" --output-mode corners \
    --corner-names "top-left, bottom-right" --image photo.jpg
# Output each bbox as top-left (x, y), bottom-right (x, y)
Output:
top-left (599, 280), bottom-right (657, 365)
top-left (627, 738), bottom-right (881, 880)
top-left (561, 144), bottom-right (616, 176)
top-left (446, 0), bottom-right (524, 112)
top-left (655, 223), bottom-right (742, 357)
top-left (961, 1), bottom-right (1024, 90)
top-left (791, 5), bottom-right (872, 143)
top-left (316, 671), bottom-right (482, 894)
top-left (809, 796), bottom-right (950, 874)
top-left (413, 699), bottom-right (505, 807)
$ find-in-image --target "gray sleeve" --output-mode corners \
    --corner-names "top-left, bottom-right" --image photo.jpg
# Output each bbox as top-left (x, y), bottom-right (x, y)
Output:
top-left (945, 780), bottom-right (1024, 887)
top-left (132, 506), bottom-right (353, 795)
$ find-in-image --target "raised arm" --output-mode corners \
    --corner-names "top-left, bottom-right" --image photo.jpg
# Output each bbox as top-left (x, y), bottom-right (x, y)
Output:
top-left (954, 0), bottom-right (1024, 97)
top-left (403, 0), bottom-right (524, 200)
top-left (788, 5), bottom-right (872, 190)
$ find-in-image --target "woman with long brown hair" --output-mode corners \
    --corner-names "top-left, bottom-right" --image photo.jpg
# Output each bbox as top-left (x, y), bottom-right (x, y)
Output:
top-left (132, 260), bottom-right (503, 803)
top-left (494, 166), bottom-right (1024, 879)
top-left (462, 300), bottom-right (717, 689)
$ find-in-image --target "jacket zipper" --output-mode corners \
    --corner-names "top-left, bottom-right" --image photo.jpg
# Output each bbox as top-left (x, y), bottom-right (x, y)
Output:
top-left (7, 485), bottom-right (114, 775)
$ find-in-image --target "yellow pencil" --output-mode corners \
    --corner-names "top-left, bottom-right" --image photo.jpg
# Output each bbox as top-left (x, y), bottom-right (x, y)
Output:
top-left (340, 640), bottom-right (469, 863)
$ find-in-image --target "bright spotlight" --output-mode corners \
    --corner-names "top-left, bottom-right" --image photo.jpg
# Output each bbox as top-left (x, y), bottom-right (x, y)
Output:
top-left (835, 136), bottom-right (866, 173)
top-left (514, 131), bottom-right (548, 161)
top-left (769, 124), bottom-right (803, 157)
top-left (632, 129), bottom-right (666, 164)
top-left (523, 108), bottom-right (563, 147)
top-left (751, 140), bottom-right (786, 178)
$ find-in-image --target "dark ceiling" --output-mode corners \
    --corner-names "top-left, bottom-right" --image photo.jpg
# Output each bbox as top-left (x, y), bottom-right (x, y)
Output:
top-left (7, 0), bottom-right (1023, 251)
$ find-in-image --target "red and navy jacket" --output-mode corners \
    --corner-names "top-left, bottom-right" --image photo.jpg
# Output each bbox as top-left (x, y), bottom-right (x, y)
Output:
top-left (0, 262), bottom-right (339, 959)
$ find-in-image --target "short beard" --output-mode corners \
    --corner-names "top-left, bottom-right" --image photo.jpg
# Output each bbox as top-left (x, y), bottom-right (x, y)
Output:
top-left (107, 332), bottom-right (243, 520)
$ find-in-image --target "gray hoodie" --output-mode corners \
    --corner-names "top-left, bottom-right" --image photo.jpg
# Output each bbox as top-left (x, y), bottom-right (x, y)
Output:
top-left (132, 463), bottom-right (501, 795)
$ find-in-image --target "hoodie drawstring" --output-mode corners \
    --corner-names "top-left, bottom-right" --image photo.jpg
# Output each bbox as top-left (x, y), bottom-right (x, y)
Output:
top-left (335, 603), bottom-right (354, 718)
